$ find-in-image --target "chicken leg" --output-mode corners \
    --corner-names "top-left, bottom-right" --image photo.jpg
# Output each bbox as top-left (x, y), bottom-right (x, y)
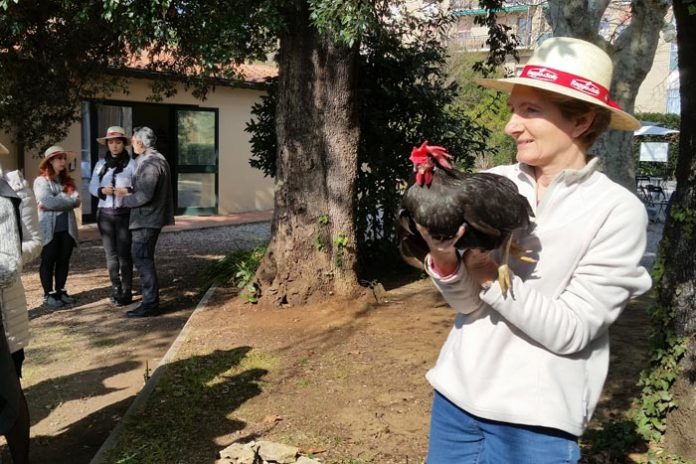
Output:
top-left (498, 235), bottom-right (514, 298)
top-left (498, 235), bottom-right (536, 298)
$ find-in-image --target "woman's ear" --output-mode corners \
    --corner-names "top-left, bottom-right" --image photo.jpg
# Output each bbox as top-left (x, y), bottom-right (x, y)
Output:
top-left (572, 110), bottom-right (596, 138)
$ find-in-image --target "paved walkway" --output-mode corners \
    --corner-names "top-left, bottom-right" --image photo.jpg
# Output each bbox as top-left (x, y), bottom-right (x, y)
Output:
top-left (78, 210), bottom-right (273, 242)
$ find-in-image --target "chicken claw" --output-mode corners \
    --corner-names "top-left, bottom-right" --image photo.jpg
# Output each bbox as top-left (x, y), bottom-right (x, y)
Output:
top-left (510, 240), bottom-right (537, 264)
top-left (498, 263), bottom-right (512, 298)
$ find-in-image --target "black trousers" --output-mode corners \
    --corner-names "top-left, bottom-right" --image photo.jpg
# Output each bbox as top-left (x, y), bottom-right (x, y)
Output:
top-left (97, 210), bottom-right (133, 294)
top-left (39, 231), bottom-right (75, 295)
top-left (0, 320), bottom-right (20, 434)
top-left (132, 228), bottom-right (161, 309)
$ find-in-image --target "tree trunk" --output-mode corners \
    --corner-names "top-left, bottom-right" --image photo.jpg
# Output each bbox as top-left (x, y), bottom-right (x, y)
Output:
top-left (545, 0), bottom-right (669, 189)
top-left (254, 1), bottom-right (362, 306)
top-left (662, 1), bottom-right (696, 458)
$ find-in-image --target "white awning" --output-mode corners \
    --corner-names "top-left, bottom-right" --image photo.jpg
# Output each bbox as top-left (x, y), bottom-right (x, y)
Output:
top-left (634, 124), bottom-right (679, 136)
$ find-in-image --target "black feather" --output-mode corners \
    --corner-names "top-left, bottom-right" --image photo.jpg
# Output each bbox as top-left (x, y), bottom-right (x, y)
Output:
top-left (399, 166), bottom-right (534, 269)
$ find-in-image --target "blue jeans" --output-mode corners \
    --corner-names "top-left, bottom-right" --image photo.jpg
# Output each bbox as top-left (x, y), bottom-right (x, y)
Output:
top-left (427, 391), bottom-right (580, 464)
top-left (131, 228), bottom-right (161, 309)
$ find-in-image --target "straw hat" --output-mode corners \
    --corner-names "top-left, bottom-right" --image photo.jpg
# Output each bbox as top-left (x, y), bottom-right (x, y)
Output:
top-left (96, 126), bottom-right (130, 145)
top-left (0, 142), bottom-right (8, 156)
top-left (39, 145), bottom-right (75, 169)
top-left (477, 37), bottom-right (640, 131)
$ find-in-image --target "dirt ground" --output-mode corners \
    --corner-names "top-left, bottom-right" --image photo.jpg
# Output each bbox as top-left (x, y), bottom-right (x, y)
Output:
top-left (157, 277), bottom-right (652, 463)
top-left (1, 227), bottom-right (652, 463)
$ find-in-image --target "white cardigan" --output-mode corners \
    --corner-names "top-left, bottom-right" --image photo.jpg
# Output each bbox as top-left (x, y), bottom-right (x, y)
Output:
top-left (425, 158), bottom-right (652, 437)
top-left (0, 169), bottom-right (42, 353)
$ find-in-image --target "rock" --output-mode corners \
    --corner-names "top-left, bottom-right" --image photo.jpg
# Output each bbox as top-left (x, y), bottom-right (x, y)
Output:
top-left (296, 457), bottom-right (322, 464)
top-left (218, 442), bottom-right (257, 464)
top-left (255, 440), bottom-right (299, 464)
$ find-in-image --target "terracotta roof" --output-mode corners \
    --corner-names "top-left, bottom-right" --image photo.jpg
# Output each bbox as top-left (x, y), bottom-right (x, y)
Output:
top-left (122, 48), bottom-right (277, 85)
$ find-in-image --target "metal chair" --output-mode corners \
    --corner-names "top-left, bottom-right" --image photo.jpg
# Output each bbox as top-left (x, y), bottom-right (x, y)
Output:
top-left (645, 184), bottom-right (669, 222)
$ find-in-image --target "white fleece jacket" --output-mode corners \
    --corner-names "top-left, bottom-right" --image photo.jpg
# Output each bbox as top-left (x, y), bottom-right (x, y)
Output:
top-left (425, 158), bottom-right (652, 437)
top-left (1, 168), bottom-right (42, 353)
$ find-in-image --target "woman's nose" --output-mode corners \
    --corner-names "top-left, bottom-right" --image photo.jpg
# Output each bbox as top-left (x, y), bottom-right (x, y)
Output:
top-left (505, 113), bottom-right (523, 136)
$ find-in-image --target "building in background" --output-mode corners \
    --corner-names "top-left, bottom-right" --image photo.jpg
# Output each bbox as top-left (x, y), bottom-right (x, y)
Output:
top-left (0, 63), bottom-right (277, 224)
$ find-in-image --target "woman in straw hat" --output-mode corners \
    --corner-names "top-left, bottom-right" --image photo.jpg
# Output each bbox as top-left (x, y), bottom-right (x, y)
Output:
top-left (89, 126), bottom-right (137, 306)
top-left (33, 145), bottom-right (81, 308)
top-left (418, 37), bottom-right (652, 462)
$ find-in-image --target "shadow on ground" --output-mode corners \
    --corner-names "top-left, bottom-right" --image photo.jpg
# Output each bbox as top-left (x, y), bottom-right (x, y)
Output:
top-left (102, 347), bottom-right (266, 464)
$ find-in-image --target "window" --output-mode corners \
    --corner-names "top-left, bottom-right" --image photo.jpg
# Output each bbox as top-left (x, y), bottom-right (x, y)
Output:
top-left (666, 88), bottom-right (680, 115)
top-left (176, 109), bottom-right (218, 215)
top-left (669, 42), bottom-right (678, 72)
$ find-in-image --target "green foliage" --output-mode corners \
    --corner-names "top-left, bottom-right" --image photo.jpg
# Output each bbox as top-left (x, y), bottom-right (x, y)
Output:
top-left (446, 51), bottom-right (516, 168)
top-left (247, 80), bottom-right (278, 178)
top-left (472, 0), bottom-right (520, 76)
top-left (309, 0), bottom-right (376, 47)
top-left (633, 113), bottom-right (680, 179)
top-left (581, 420), bottom-right (644, 463)
top-left (668, 205), bottom-right (696, 238)
top-left (633, 244), bottom-right (688, 443)
top-left (333, 232), bottom-right (349, 268)
top-left (199, 245), bottom-right (267, 302)
top-left (0, 1), bottom-right (129, 149)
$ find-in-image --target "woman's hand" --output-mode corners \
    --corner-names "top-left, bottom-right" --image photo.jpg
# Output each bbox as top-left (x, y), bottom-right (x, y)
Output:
top-left (113, 187), bottom-right (130, 197)
top-left (101, 186), bottom-right (114, 196)
top-left (415, 223), bottom-right (466, 277)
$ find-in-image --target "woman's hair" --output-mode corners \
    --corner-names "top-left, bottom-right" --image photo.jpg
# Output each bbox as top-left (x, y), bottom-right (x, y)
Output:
top-left (132, 126), bottom-right (157, 149)
top-left (107, 137), bottom-right (128, 147)
top-left (537, 88), bottom-right (612, 148)
top-left (39, 157), bottom-right (76, 193)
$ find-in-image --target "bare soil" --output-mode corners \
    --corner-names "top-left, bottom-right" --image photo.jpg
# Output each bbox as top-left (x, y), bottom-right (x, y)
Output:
top-left (1, 234), bottom-right (652, 463)
top-left (156, 278), bottom-right (652, 463)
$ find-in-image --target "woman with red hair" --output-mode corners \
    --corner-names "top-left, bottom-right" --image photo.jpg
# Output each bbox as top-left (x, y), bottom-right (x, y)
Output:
top-left (33, 145), bottom-right (81, 308)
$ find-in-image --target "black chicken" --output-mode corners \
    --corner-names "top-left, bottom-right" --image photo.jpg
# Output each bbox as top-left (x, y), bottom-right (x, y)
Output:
top-left (399, 141), bottom-right (534, 297)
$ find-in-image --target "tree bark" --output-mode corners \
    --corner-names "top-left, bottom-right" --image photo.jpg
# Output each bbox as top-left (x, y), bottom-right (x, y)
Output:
top-left (663, 0), bottom-right (696, 458)
top-left (254, 1), bottom-right (362, 306)
top-left (545, 0), bottom-right (669, 189)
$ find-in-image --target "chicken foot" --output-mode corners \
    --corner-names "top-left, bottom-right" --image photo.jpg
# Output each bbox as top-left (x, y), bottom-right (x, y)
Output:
top-left (498, 235), bottom-right (513, 298)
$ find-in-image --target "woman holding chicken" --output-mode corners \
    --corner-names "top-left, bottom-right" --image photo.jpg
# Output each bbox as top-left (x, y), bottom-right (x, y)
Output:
top-left (419, 37), bottom-right (651, 463)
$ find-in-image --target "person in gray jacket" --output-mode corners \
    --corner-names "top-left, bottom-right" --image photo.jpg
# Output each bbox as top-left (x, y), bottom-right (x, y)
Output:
top-left (115, 127), bottom-right (174, 317)
top-left (33, 145), bottom-right (80, 308)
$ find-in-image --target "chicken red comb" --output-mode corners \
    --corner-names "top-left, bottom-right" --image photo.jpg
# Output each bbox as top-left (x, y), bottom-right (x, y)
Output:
top-left (409, 141), bottom-right (453, 186)
top-left (409, 141), bottom-right (453, 169)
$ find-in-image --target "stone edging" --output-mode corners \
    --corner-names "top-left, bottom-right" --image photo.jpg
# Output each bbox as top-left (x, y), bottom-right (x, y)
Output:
top-left (89, 284), bottom-right (219, 464)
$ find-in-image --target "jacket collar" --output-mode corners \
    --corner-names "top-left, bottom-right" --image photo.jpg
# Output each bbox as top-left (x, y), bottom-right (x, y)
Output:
top-left (516, 156), bottom-right (599, 186)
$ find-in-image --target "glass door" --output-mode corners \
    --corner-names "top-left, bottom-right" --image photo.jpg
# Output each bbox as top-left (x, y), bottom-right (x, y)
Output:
top-left (175, 109), bottom-right (218, 215)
